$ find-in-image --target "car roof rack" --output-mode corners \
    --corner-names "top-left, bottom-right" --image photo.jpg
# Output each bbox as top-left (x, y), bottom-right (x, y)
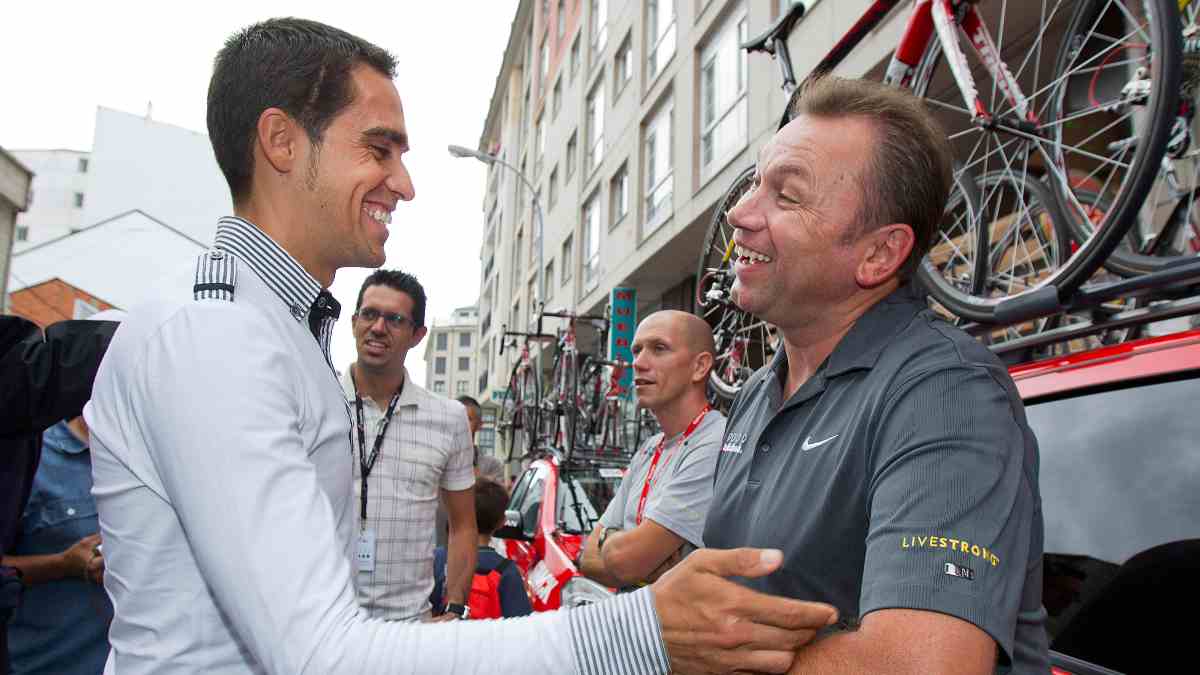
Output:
top-left (960, 257), bottom-right (1200, 359)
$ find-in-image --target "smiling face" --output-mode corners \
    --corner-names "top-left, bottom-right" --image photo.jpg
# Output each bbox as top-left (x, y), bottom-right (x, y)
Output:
top-left (352, 284), bottom-right (427, 375)
top-left (727, 114), bottom-right (879, 330)
top-left (301, 64), bottom-right (415, 277)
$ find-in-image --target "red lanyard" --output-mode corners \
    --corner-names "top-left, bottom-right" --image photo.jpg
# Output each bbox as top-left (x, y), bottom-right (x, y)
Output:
top-left (636, 405), bottom-right (710, 525)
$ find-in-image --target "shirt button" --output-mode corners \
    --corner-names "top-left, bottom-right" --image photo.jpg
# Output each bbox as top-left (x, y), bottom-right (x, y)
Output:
top-left (209, 250), bottom-right (225, 261)
top-left (291, 304), bottom-right (306, 320)
top-left (66, 507), bottom-right (76, 516)
top-left (760, 443), bottom-right (771, 454)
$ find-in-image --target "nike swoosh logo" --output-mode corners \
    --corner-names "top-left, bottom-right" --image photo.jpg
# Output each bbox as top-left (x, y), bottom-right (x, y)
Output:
top-left (801, 434), bottom-right (839, 451)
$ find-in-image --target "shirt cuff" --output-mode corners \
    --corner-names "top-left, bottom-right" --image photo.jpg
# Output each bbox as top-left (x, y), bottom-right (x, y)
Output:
top-left (568, 587), bottom-right (670, 675)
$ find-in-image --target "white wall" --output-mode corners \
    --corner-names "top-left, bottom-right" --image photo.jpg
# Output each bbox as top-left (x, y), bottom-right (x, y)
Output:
top-left (82, 107), bottom-right (231, 245)
top-left (11, 149), bottom-right (89, 251)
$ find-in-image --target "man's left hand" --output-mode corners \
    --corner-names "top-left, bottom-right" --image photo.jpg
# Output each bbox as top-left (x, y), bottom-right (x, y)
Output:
top-left (427, 612), bottom-right (459, 623)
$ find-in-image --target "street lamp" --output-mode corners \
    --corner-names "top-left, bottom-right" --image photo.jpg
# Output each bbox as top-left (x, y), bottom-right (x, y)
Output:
top-left (448, 144), bottom-right (547, 382)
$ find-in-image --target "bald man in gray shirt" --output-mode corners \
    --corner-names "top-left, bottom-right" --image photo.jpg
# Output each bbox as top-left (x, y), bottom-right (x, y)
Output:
top-left (580, 311), bottom-right (725, 588)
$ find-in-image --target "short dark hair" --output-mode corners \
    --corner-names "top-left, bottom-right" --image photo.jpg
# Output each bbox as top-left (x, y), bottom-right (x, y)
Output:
top-left (787, 77), bottom-right (953, 281)
top-left (207, 17), bottom-right (398, 202)
top-left (475, 480), bottom-right (509, 534)
top-left (355, 269), bottom-right (427, 327)
top-left (456, 395), bottom-right (481, 412)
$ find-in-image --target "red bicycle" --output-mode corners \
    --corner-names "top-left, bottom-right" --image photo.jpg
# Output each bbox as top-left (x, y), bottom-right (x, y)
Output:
top-left (697, 0), bottom-right (1182, 401)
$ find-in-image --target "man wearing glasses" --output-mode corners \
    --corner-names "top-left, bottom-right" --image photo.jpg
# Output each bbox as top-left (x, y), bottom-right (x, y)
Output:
top-left (344, 270), bottom-right (478, 622)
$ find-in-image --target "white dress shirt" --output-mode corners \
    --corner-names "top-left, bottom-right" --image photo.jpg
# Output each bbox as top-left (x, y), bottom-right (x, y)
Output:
top-left (85, 217), bottom-right (668, 674)
top-left (342, 368), bottom-right (474, 620)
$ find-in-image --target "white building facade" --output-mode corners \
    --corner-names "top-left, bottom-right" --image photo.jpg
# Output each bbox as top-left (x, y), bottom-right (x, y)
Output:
top-left (12, 106), bottom-right (231, 252)
top-left (422, 306), bottom-right (495, 454)
top-left (470, 0), bottom-right (907, 411)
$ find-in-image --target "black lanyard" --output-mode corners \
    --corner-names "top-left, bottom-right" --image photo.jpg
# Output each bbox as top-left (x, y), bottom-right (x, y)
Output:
top-left (352, 374), bottom-right (403, 529)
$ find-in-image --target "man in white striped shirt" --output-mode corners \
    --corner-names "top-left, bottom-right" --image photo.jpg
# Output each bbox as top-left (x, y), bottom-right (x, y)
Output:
top-left (85, 17), bottom-right (839, 675)
top-left (343, 270), bottom-right (478, 621)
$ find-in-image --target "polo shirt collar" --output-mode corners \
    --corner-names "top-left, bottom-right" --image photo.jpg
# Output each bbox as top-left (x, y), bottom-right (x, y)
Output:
top-left (341, 365), bottom-right (422, 409)
top-left (764, 283), bottom-right (926, 406)
top-left (823, 283), bottom-right (927, 377)
top-left (213, 216), bottom-right (324, 324)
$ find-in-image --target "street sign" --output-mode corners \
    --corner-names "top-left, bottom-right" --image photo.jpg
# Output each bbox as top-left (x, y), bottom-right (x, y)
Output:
top-left (609, 287), bottom-right (636, 399)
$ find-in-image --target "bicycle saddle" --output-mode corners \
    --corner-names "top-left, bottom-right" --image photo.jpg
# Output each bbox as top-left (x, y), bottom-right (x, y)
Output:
top-left (741, 1), bottom-right (809, 55)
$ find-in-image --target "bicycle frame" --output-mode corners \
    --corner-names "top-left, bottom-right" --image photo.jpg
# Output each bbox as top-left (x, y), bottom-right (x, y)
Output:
top-left (794, 1), bottom-right (1035, 127)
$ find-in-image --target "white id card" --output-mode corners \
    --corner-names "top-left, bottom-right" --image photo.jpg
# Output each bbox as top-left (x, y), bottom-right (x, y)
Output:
top-left (356, 528), bottom-right (376, 572)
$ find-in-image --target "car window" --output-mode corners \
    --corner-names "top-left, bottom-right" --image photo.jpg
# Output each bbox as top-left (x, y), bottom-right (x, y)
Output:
top-left (513, 467), bottom-right (547, 539)
top-left (557, 475), bottom-right (601, 534)
top-left (1025, 375), bottom-right (1200, 670)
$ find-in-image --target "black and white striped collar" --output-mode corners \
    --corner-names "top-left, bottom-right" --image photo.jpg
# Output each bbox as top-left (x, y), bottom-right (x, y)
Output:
top-left (213, 216), bottom-right (322, 323)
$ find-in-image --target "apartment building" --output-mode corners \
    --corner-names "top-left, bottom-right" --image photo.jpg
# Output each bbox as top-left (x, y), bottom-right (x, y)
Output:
top-left (422, 305), bottom-right (497, 454)
top-left (470, 0), bottom-right (914, 409)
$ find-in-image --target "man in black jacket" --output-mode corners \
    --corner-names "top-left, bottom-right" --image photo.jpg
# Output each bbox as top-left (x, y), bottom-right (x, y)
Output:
top-left (0, 314), bottom-right (118, 674)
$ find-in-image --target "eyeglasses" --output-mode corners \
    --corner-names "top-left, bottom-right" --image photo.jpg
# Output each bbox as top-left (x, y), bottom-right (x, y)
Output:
top-left (354, 307), bottom-right (413, 330)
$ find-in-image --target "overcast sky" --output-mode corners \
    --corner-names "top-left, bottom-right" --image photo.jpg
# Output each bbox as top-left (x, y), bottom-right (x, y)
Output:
top-left (0, 0), bottom-right (519, 384)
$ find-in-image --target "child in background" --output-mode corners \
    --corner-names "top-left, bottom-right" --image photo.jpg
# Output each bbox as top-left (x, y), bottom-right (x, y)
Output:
top-left (431, 480), bottom-right (532, 619)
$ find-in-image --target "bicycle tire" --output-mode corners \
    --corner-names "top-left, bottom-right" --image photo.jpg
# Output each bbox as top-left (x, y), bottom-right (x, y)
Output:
top-left (498, 365), bottom-right (522, 463)
top-left (1052, 0), bottom-right (1190, 276)
top-left (909, 0), bottom-right (1181, 322)
top-left (519, 365), bottom-right (541, 455)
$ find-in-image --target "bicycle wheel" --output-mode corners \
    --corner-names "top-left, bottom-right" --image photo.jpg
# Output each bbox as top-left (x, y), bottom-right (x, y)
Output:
top-left (926, 170), bottom-right (1073, 334)
top-left (498, 366), bottom-right (523, 462)
top-left (1079, 1), bottom-right (1200, 275)
top-left (910, 0), bottom-right (1180, 322)
top-left (519, 365), bottom-right (541, 455)
top-left (694, 166), bottom-right (778, 402)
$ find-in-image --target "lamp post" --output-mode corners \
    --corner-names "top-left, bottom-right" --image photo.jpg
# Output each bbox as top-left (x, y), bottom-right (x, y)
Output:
top-left (449, 144), bottom-right (547, 382)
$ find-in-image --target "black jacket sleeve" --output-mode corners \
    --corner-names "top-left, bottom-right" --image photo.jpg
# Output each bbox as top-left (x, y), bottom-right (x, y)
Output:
top-left (0, 317), bottom-right (119, 437)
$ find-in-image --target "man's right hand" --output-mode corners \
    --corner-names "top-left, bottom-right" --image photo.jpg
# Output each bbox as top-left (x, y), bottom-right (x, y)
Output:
top-left (62, 533), bottom-right (102, 582)
top-left (651, 548), bottom-right (837, 675)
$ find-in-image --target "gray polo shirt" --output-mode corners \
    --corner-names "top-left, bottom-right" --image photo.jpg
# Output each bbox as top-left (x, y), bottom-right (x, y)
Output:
top-left (703, 285), bottom-right (1048, 674)
top-left (600, 408), bottom-right (725, 550)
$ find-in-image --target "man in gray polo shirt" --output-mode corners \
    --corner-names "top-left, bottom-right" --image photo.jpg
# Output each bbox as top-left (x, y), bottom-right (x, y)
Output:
top-left (580, 311), bottom-right (725, 588)
top-left (702, 77), bottom-right (1048, 674)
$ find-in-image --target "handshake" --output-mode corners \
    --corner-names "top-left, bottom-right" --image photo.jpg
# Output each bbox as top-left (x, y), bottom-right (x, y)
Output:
top-left (649, 547), bottom-right (837, 675)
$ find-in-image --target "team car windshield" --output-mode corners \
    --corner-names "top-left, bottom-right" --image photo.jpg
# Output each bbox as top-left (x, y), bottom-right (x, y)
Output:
top-left (557, 469), bottom-right (620, 534)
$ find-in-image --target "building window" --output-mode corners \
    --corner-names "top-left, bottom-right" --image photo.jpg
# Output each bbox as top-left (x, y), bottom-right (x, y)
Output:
top-left (513, 299), bottom-right (522, 332)
top-left (437, 333), bottom-right (448, 350)
top-left (553, 77), bottom-right (563, 119)
top-left (615, 34), bottom-right (632, 96)
top-left (701, 10), bottom-right (749, 173)
top-left (589, 0), bottom-right (607, 66)
top-left (534, 116), bottom-right (545, 175)
top-left (585, 80), bottom-right (604, 175)
top-left (514, 229), bottom-right (524, 280)
top-left (582, 191), bottom-right (601, 287)
top-left (571, 35), bottom-right (581, 81)
top-left (558, 0), bottom-right (567, 38)
top-left (433, 381), bottom-right (446, 393)
top-left (562, 235), bottom-right (574, 283)
top-left (73, 192), bottom-right (85, 208)
top-left (15, 225), bottom-right (28, 242)
top-left (647, 0), bottom-right (676, 81)
top-left (456, 381), bottom-right (469, 394)
top-left (458, 357), bottom-right (471, 371)
top-left (548, 166), bottom-right (559, 210)
top-left (528, 279), bottom-right (538, 326)
top-left (460, 332), bottom-right (471, 347)
top-left (610, 163), bottom-right (628, 226)
top-left (78, 157), bottom-right (89, 173)
top-left (435, 357), bottom-right (447, 375)
top-left (644, 100), bottom-right (674, 233)
top-left (545, 260), bottom-right (556, 300)
top-left (566, 130), bottom-right (578, 181)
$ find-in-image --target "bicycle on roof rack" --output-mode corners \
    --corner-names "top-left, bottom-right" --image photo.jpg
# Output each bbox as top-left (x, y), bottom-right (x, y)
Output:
top-left (497, 324), bottom-right (555, 462)
top-left (539, 303), bottom-right (610, 460)
top-left (698, 0), bottom-right (1187, 401)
